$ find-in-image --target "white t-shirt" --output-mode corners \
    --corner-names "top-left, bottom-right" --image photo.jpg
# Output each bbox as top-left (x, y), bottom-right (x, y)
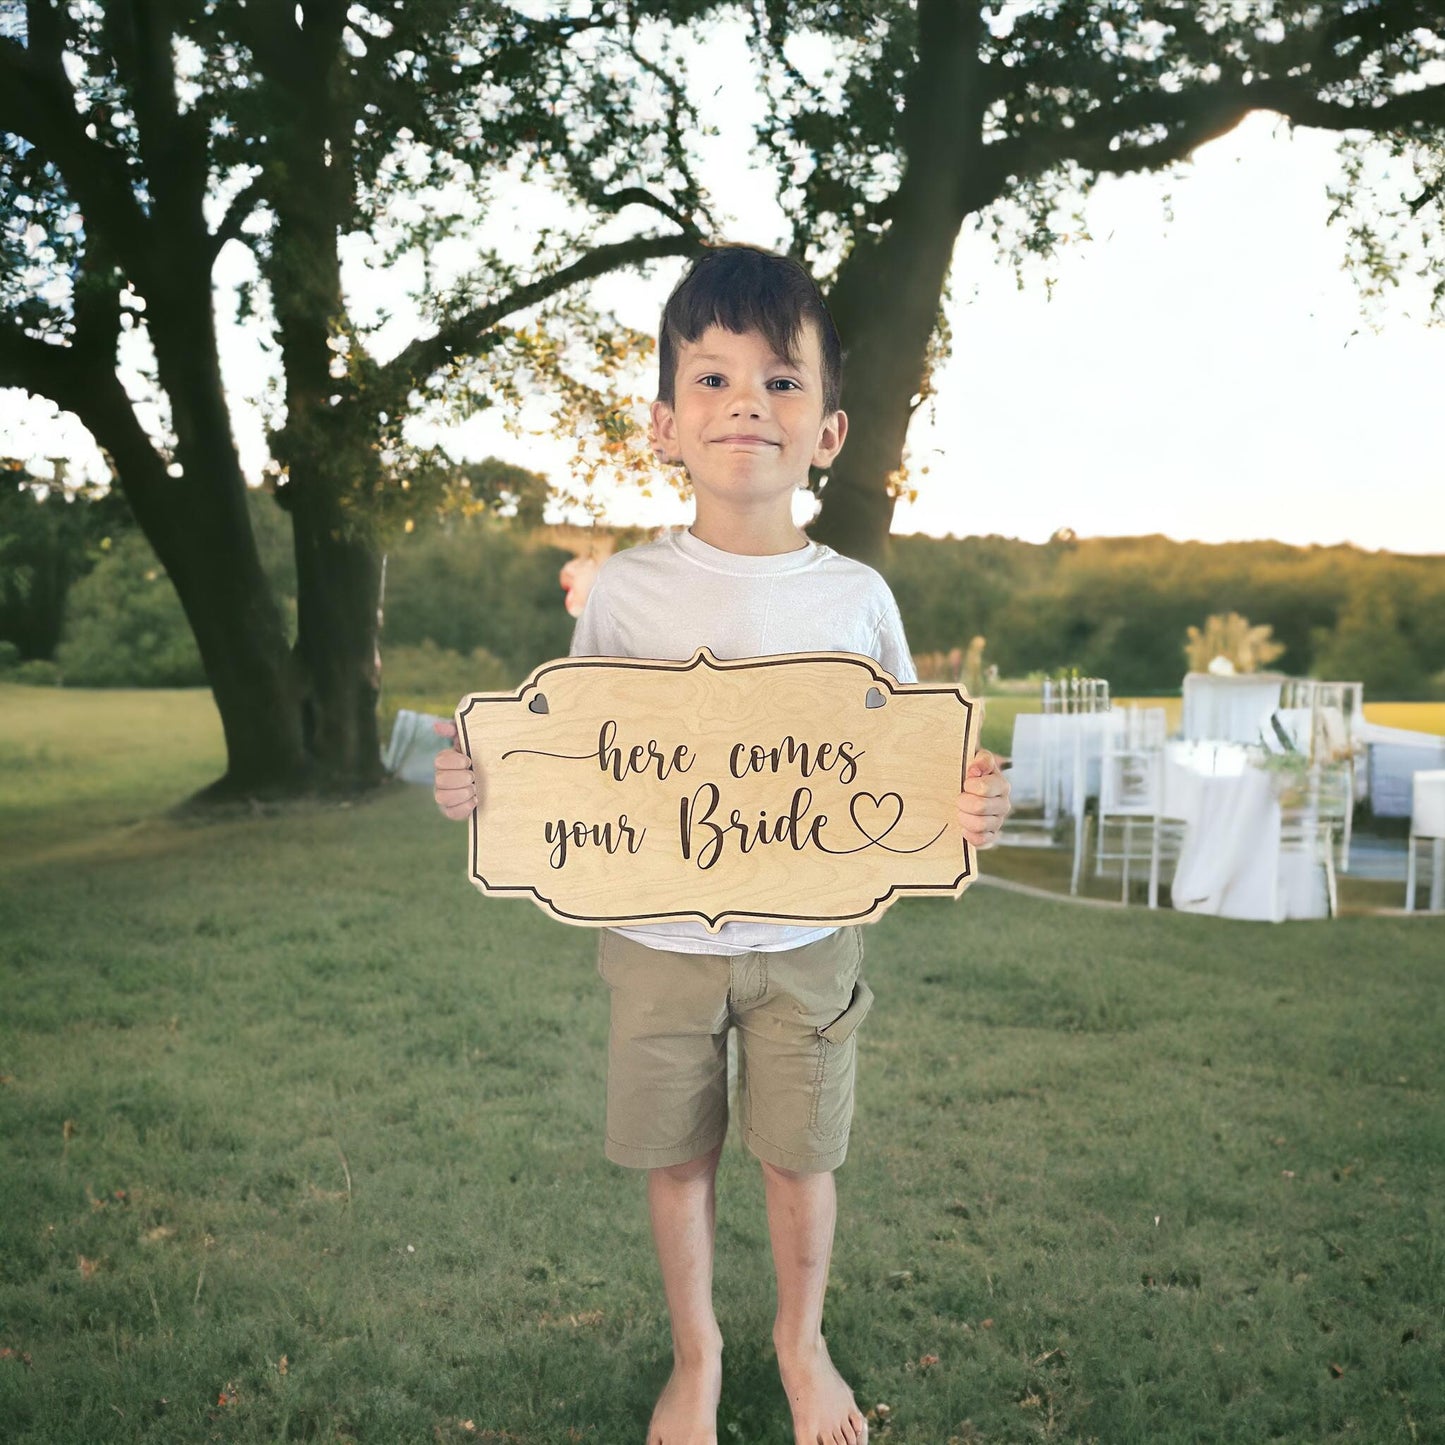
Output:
top-left (568, 527), bottom-right (917, 955)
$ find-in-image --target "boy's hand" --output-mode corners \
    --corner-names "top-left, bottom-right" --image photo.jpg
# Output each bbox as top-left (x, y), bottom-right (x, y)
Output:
top-left (432, 719), bottom-right (484, 820)
top-left (957, 749), bottom-right (1011, 850)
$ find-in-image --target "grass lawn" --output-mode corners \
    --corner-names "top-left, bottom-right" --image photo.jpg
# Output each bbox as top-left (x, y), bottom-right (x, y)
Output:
top-left (1, 687), bottom-right (1442, 1444)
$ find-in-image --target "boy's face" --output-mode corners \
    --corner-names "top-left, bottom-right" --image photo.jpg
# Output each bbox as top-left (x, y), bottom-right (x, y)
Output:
top-left (651, 323), bottom-right (847, 521)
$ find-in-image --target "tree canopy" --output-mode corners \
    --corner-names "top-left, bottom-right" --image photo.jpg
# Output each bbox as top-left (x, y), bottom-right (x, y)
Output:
top-left (0, 0), bottom-right (712, 792)
top-left (745, 0), bottom-right (1445, 558)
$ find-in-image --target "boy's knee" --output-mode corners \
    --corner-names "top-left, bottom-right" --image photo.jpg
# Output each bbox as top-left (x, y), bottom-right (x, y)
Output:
top-left (653, 1143), bottom-right (723, 1185)
top-left (758, 1157), bottom-right (827, 1186)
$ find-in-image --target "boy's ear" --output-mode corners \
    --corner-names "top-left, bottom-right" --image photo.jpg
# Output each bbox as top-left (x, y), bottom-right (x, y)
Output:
top-left (811, 409), bottom-right (848, 470)
top-left (649, 399), bottom-right (684, 466)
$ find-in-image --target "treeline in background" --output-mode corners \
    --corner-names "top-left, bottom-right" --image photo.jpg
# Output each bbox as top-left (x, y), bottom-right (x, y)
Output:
top-left (3, 465), bottom-right (1442, 707)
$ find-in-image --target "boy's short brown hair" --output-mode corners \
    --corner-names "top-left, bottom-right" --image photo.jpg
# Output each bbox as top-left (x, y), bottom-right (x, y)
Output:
top-left (657, 244), bottom-right (844, 414)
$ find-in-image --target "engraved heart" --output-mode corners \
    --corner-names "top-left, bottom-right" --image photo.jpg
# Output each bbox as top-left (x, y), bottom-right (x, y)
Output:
top-left (849, 790), bottom-right (903, 843)
top-left (865, 687), bottom-right (886, 709)
top-left (528, 693), bottom-right (549, 714)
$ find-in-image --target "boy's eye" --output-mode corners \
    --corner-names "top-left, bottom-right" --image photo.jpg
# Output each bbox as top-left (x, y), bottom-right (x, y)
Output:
top-left (698, 374), bottom-right (724, 388)
top-left (769, 378), bottom-right (802, 392)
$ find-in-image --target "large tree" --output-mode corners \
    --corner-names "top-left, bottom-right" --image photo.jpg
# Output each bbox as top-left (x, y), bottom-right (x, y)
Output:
top-left (747, 0), bottom-right (1445, 562)
top-left (0, 0), bottom-right (708, 795)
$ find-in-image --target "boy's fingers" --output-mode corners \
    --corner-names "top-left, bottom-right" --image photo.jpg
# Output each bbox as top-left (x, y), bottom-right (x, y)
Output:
top-left (958, 772), bottom-right (1011, 849)
top-left (434, 779), bottom-right (477, 811)
top-left (432, 719), bottom-right (458, 742)
top-left (433, 744), bottom-right (486, 818)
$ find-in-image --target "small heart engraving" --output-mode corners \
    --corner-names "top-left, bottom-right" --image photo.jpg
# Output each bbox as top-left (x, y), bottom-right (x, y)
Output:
top-left (528, 694), bottom-right (549, 714)
top-left (850, 791), bottom-right (903, 842)
top-left (865, 687), bottom-right (886, 709)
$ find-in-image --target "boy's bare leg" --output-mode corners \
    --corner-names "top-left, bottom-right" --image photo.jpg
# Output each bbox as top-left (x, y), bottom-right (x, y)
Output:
top-left (761, 1159), bottom-right (867, 1445)
top-left (645, 1144), bottom-right (726, 1445)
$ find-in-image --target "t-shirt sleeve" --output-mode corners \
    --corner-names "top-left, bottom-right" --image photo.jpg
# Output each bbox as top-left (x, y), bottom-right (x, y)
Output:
top-left (872, 589), bottom-right (917, 683)
top-left (567, 564), bottom-right (618, 657)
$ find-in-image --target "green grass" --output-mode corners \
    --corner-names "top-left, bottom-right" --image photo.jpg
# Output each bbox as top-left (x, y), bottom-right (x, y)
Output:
top-left (0, 684), bottom-right (224, 868)
top-left (1, 689), bottom-right (1442, 1444)
top-left (980, 829), bottom-right (1407, 917)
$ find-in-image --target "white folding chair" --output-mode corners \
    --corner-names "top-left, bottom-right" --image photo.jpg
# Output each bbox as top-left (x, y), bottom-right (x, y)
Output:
top-left (1274, 763), bottom-right (1351, 920)
top-left (1090, 708), bottom-right (1183, 908)
top-left (1405, 770), bottom-right (1445, 913)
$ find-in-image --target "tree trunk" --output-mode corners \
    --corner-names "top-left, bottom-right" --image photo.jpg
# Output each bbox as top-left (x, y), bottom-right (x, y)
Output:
top-left (808, 0), bottom-right (989, 567)
top-left (160, 482), bottom-right (309, 796)
top-left (811, 194), bottom-right (962, 567)
top-left (265, 52), bottom-right (387, 793)
top-left (83, 325), bottom-right (309, 797)
top-left (143, 240), bottom-right (313, 794)
top-left (290, 482), bottom-right (385, 790)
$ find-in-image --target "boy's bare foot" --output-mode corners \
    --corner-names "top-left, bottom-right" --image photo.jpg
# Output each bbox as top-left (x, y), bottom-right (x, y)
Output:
top-left (646, 1351), bottom-right (723, 1445)
top-left (776, 1337), bottom-right (867, 1445)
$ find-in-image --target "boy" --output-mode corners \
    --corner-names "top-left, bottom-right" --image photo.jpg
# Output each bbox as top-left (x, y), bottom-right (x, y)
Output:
top-left (435, 246), bottom-right (1011, 1445)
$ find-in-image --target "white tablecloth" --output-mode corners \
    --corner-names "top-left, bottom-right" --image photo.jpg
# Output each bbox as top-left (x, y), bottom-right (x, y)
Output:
top-left (1181, 673), bottom-right (1288, 745)
top-left (1008, 713), bottom-right (1109, 817)
top-left (1360, 722), bottom-right (1445, 818)
top-left (1165, 743), bottom-right (1327, 922)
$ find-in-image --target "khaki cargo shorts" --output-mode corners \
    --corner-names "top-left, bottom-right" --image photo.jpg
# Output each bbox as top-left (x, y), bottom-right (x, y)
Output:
top-left (595, 926), bottom-right (874, 1174)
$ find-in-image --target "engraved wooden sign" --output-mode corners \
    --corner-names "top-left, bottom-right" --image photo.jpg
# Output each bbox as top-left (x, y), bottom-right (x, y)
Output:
top-left (455, 648), bottom-right (979, 930)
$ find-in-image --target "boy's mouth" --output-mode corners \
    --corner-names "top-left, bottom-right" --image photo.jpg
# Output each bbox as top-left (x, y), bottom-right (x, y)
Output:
top-left (714, 434), bottom-right (779, 446)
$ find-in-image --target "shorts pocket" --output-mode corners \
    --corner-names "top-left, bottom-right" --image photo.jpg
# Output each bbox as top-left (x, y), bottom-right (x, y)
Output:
top-left (809, 979), bottom-right (874, 1142)
top-left (596, 929), bottom-right (613, 983)
top-left (818, 979), bottom-right (874, 1045)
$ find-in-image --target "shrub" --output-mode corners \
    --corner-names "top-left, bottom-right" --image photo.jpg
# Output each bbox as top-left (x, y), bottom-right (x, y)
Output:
top-left (378, 641), bottom-right (512, 731)
top-left (11, 657), bottom-right (62, 685)
top-left (56, 532), bottom-right (206, 686)
top-left (381, 518), bottom-right (576, 679)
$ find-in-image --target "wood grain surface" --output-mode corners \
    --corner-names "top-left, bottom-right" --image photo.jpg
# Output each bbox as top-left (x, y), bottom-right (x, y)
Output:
top-left (456, 648), bottom-right (979, 930)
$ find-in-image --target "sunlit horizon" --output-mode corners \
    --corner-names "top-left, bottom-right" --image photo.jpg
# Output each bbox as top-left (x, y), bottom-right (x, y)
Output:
top-left (3, 35), bottom-right (1443, 557)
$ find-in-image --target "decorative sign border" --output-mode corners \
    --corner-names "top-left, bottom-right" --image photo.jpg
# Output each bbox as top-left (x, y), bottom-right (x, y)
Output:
top-left (456, 648), bottom-right (978, 930)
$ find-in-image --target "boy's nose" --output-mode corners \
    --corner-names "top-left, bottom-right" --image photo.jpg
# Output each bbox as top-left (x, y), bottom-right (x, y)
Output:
top-left (729, 387), bottom-right (766, 417)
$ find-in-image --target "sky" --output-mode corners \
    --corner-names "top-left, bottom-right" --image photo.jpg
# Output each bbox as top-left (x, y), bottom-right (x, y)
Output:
top-left (3, 29), bottom-right (1444, 557)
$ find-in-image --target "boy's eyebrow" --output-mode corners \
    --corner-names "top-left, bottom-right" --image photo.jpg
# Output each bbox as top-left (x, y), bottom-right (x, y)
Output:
top-left (684, 351), bottom-right (805, 368)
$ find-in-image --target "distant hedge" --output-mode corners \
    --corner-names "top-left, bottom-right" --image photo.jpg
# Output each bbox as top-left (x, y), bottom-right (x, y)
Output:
top-left (7, 467), bottom-right (1442, 699)
top-left (883, 532), bottom-right (1445, 698)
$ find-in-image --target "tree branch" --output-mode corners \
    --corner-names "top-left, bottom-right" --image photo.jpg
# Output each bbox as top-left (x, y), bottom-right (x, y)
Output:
top-left (984, 74), bottom-right (1445, 193)
top-left (0, 319), bottom-right (171, 509)
top-left (0, 329), bottom-right (90, 413)
top-left (105, 2), bottom-right (214, 240)
top-left (378, 231), bottom-right (706, 399)
top-left (0, 38), bottom-right (156, 287)
top-left (1259, 79), bottom-right (1445, 134)
top-left (596, 185), bottom-right (703, 236)
top-left (208, 172), bottom-right (267, 262)
top-left (903, 0), bottom-right (986, 168)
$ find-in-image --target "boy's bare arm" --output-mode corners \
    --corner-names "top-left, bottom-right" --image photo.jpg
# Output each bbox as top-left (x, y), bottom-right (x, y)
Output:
top-left (433, 719), bottom-right (485, 819)
top-left (957, 749), bottom-right (1011, 850)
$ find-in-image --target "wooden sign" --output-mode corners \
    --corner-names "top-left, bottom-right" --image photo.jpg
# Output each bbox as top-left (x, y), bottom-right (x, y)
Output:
top-left (455, 648), bottom-right (979, 930)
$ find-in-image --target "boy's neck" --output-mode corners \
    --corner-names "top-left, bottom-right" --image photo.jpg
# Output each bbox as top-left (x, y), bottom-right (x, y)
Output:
top-left (687, 504), bottom-right (811, 557)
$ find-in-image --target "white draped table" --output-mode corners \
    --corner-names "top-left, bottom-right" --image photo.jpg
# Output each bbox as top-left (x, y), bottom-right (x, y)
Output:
top-left (1008, 712), bottom-right (1107, 817)
top-left (1165, 742), bottom-right (1328, 922)
top-left (1181, 673), bottom-right (1288, 745)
